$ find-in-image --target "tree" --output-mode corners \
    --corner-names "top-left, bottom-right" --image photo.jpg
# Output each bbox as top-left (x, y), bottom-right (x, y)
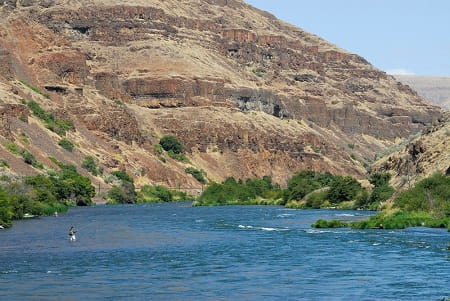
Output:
top-left (108, 186), bottom-right (130, 204)
top-left (111, 170), bottom-right (134, 184)
top-left (369, 173), bottom-right (392, 188)
top-left (284, 171), bottom-right (331, 201)
top-left (159, 135), bottom-right (184, 154)
top-left (327, 176), bottom-right (362, 204)
top-left (0, 187), bottom-right (13, 227)
top-left (108, 170), bottom-right (136, 203)
top-left (53, 165), bottom-right (95, 206)
top-left (367, 172), bottom-right (394, 206)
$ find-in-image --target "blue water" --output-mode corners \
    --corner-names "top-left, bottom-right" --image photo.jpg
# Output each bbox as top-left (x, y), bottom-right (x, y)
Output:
top-left (0, 203), bottom-right (449, 301)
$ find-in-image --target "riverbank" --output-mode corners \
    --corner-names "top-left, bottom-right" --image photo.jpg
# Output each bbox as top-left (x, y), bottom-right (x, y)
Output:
top-left (313, 209), bottom-right (450, 231)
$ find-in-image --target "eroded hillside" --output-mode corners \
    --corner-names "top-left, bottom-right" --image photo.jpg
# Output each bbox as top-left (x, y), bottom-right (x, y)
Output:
top-left (372, 112), bottom-right (450, 188)
top-left (0, 0), bottom-right (441, 192)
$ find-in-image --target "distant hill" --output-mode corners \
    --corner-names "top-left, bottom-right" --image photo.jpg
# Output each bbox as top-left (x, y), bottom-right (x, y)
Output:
top-left (395, 75), bottom-right (450, 110)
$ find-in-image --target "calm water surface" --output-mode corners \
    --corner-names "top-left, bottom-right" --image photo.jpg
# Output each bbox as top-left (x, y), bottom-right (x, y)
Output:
top-left (0, 203), bottom-right (449, 300)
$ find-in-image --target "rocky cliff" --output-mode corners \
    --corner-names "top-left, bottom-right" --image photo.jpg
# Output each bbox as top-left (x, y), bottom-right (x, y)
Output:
top-left (372, 112), bottom-right (450, 189)
top-left (0, 0), bottom-right (441, 193)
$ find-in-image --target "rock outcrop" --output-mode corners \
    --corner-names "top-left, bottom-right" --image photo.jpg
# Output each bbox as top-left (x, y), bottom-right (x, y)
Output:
top-left (0, 0), bottom-right (442, 191)
top-left (372, 112), bottom-right (450, 189)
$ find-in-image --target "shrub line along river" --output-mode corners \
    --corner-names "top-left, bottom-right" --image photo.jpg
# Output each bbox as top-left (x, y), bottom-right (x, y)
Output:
top-left (0, 203), bottom-right (449, 300)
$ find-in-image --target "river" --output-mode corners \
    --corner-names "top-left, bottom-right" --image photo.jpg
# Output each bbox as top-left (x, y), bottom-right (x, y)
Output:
top-left (0, 203), bottom-right (449, 300)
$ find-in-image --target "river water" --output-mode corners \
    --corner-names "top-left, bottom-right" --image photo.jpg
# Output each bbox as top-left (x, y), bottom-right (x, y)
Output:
top-left (0, 203), bottom-right (449, 300)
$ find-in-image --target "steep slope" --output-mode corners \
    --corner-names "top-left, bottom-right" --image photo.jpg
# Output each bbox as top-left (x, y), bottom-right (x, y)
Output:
top-left (0, 0), bottom-right (441, 191)
top-left (372, 112), bottom-right (450, 189)
top-left (394, 75), bottom-right (450, 110)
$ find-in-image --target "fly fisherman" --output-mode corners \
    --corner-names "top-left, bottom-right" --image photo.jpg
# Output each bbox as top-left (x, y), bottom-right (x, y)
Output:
top-left (69, 226), bottom-right (77, 241)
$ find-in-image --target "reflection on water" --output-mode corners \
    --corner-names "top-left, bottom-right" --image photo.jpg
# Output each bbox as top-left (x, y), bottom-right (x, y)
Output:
top-left (0, 203), bottom-right (449, 300)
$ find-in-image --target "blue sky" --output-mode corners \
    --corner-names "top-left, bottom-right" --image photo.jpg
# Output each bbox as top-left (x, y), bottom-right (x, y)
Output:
top-left (245, 0), bottom-right (450, 76)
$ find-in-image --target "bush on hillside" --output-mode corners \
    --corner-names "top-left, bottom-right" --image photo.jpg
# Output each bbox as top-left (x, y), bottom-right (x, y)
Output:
top-left (82, 156), bottom-right (102, 176)
top-left (159, 135), bottom-right (184, 154)
top-left (58, 138), bottom-right (75, 152)
top-left (185, 167), bottom-right (206, 184)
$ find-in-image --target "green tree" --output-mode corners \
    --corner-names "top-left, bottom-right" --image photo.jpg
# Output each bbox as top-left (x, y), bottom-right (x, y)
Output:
top-left (54, 165), bottom-right (95, 205)
top-left (284, 171), bottom-right (332, 202)
top-left (160, 135), bottom-right (184, 154)
top-left (0, 187), bottom-right (13, 227)
top-left (111, 170), bottom-right (134, 184)
top-left (369, 173), bottom-right (392, 187)
top-left (327, 176), bottom-right (362, 204)
top-left (108, 170), bottom-right (136, 203)
top-left (153, 186), bottom-right (173, 202)
top-left (108, 186), bottom-right (130, 204)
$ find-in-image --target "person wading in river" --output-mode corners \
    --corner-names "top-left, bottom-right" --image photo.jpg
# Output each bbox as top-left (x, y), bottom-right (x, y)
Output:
top-left (69, 226), bottom-right (77, 242)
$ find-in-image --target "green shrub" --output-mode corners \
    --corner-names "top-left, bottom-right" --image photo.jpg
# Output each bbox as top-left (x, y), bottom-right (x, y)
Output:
top-left (6, 144), bottom-right (42, 168)
top-left (138, 185), bottom-right (173, 203)
top-left (58, 138), bottom-right (75, 152)
top-left (6, 143), bottom-right (19, 154)
top-left (111, 170), bottom-right (134, 183)
top-left (350, 211), bottom-right (450, 230)
top-left (167, 150), bottom-right (189, 162)
top-left (82, 156), bottom-right (99, 175)
top-left (0, 191), bottom-right (14, 228)
top-left (312, 219), bottom-right (349, 228)
top-left (185, 167), bottom-right (206, 184)
top-left (107, 170), bottom-right (136, 204)
top-left (48, 156), bottom-right (64, 168)
top-left (19, 149), bottom-right (43, 168)
top-left (20, 134), bottom-right (30, 145)
top-left (0, 158), bottom-right (8, 168)
top-left (0, 164), bottom-right (95, 227)
top-left (394, 173), bottom-right (450, 215)
top-left (284, 170), bottom-right (334, 203)
top-left (19, 80), bottom-right (50, 98)
top-left (137, 185), bottom-right (193, 203)
top-left (305, 190), bottom-right (329, 209)
top-left (369, 185), bottom-right (395, 203)
top-left (154, 144), bottom-right (164, 154)
top-left (327, 176), bottom-right (363, 204)
top-left (160, 135), bottom-right (184, 154)
top-left (251, 69), bottom-right (263, 77)
top-left (24, 100), bottom-right (72, 136)
top-left (107, 186), bottom-right (131, 204)
top-left (27, 164), bottom-right (95, 206)
top-left (196, 176), bottom-right (282, 206)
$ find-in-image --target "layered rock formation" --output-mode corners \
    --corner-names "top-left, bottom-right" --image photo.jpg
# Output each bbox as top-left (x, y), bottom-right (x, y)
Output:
top-left (372, 112), bottom-right (450, 188)
top-left (0, 0), bottom-right (441, 192)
